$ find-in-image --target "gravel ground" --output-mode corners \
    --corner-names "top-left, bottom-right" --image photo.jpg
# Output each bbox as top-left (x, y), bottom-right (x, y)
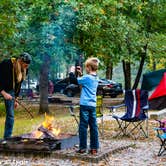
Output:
top-left (0, 139), bottom-right (165, 166)
top-left (107, 141), bottom-right (166, 166)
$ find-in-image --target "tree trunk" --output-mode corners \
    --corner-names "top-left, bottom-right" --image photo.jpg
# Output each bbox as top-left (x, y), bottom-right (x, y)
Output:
top-left (132, 44), bottom-right (148, 89)
top-left (123, 33), bottom-right (132, 90)
top-left (39, 54), bottom-right (50, 114)
top-left (106, 61), bottom-right (113, 80)
top-left (152, 57), bottom-right (156, 71)
top-left (122, 60), bottom-right (131, 90)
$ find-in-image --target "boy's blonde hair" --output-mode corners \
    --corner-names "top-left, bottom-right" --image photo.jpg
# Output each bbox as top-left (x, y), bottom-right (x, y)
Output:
top-left (85, 57), bottom-right (99, 71)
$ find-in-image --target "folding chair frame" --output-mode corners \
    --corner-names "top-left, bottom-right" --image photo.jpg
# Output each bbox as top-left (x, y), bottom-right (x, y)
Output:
top-left (122, 120), bottom-right (148, 139)
top-left (96, 95), bottom-right (104, 138)
top-left (154, 119), bottom-right (166, 156)
top-left (67, 104), bottom-right (80, 134)
top-left (111, 106), bottom-right (148, 139)
top-left (154, 127), bottom-right (166, 156)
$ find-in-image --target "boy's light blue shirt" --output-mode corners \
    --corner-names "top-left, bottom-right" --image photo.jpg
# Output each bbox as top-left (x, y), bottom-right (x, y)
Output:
top-left (77, 74), bottom-right (98, 107)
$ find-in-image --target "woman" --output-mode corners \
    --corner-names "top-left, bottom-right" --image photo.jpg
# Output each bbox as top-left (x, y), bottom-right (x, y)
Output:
top-left (0, 52), bottom-right (32, 138)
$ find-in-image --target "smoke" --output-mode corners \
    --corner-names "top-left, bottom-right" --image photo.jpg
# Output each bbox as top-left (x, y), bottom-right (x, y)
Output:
top-left (42, 5), bottom-right (78, 60)
top-left (40, 4), bottom-right (81, 78)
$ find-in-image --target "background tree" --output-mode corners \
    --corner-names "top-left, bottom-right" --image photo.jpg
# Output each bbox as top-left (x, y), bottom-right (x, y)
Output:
top-left (0, 0), bottom-right (165, 109)
top-left (23, 1), bottom-right (78, 114)
top-left (74, 0), bottom-right (166, 89)
top-left (0, 0), bottom-right (25, 58)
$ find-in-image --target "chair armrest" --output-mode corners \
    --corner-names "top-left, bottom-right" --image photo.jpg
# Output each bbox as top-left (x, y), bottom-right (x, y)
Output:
top-left (142, 104), bottom-right (149, 110)
top-left (154, 127), bottom-right (166, 131)
top-left (107, 103), bottom-right (126, 113)
top-left (66, 104), bottom-right (79, 116)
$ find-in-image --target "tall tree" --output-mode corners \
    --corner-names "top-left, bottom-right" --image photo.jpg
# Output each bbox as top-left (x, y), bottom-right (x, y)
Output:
top-left (0, 0), bottom-right (25, 58)
top-left (23, 1), bottom-right (78, 114)
top-left (1, 0), bottom-right (165, 98)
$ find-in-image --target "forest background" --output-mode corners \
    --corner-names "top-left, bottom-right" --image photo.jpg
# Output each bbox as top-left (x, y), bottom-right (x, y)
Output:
top-left (0, 0), bottom-right (166, 113)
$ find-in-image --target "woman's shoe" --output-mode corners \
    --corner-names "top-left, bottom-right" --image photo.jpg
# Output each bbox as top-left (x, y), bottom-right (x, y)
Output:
top-left (89, 149), bottom-right (98, 155)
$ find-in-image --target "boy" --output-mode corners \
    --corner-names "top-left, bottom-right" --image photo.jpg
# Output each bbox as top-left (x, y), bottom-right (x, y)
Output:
top-left (69, 57), bottom-right (99, 155)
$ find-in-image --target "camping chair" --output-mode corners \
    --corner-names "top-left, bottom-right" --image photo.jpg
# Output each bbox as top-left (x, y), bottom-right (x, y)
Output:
top-left (68, 104), bottom-right (80, 125)
top-left (67, 96), bottom-right (104, 137)
top-left (107, 89), bottom-right (149, 139)
top-left (96, 95), bottom-right (104, 138)
top-left (154, 119), bottom-right (166, 156)
top-left (68, 104), bottom-right (80, 134)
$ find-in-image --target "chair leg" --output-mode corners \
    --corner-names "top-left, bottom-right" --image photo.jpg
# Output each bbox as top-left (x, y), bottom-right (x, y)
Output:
top-left (97, 116), bottom-right (104, 139)
top-left (68, 105), bottom-right (79, 134)
top-left (113, 119), bottom-right (124, 137)
top-left (158, 140), bottom-right (166, 156)
top-left (96, 103), bottom-right (104, 139)
top-left (126, 121), bottom-right (148, 139)
top-left (140, 125), bottom-right (148, 138)
top-left (101, 116), bottom-right (104, 138)
top-left (114, 119), bottom-right (148, 139)
top-left (114, 120), bottom-right (130, 137)
top-left (146, 115), bottom-right (149, 137)
top-left (98, 126), bottom-right (103, 137)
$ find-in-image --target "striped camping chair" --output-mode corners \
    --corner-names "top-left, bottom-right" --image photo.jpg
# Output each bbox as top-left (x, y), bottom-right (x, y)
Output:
top-left (108, 89), bottom-right (149, 139)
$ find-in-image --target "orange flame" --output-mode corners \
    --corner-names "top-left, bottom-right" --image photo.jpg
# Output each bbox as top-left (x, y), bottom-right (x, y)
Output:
top-left (42, 113), bottom-right (61, 136)
top-left (31, 113), bottom-right (61, 139)
top-left (52, 128), bottom-right (61, 136)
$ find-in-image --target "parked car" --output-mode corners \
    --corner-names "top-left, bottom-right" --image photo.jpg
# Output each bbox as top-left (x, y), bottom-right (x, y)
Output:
top-left (35, 78), bottom-right (70, 95)
top-left (19, 88), bottom-right (34, 99)
top-left (63, 79), bottom-right (123, 98)
top-left (53, 78), bottom-right (69, 94)
top-left (97, 79), bottom-right (123, 97)
top-left (63, 84), bottom-right (80, 97)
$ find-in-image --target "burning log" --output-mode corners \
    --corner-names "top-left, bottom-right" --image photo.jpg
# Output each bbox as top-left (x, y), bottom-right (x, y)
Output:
top-left (38, 125), bottom-right (58, 138)
top-left (20, 113), bottom-right (61, 139)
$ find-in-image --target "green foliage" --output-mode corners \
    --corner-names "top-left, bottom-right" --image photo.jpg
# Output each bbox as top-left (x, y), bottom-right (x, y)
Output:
top-left (0, 0), bottom-right (20, 57)
top-left (21, 1), bottom-right (79, 78)
top-left (148, 33), bottom-right (166, 70)
top-left (73, 0), bottom-right (166, 79)
top-left (0, 0), bottom-right (165, 80)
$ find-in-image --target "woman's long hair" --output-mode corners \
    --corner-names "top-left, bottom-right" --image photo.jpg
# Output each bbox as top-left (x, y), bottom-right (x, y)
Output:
top-left (15, 60), bottom-right (27, 83)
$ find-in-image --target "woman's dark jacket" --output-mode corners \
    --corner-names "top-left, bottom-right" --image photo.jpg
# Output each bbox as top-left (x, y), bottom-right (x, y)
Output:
top-left (0, 58), bottom-right (22, 97)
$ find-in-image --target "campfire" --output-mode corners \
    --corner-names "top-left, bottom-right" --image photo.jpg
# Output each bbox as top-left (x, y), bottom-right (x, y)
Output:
top-left (0, 114), bottom-right (79, 153)
top-left (23, 113), bottom-right (61, 139)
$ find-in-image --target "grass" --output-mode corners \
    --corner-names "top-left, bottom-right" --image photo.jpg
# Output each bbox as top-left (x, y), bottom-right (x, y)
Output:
top-left (0, 101), bottom-right (158, 141)
top-left (0, 102), bottom-right (79, 138)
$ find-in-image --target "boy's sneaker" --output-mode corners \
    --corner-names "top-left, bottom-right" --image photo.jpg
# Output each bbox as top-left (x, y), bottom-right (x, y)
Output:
top-left (89, 149), bottom-right (98, 155)
top-left (76, 149), bottom-right (87, 154)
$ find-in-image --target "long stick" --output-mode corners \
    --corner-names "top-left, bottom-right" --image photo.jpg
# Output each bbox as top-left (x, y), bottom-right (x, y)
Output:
top-left (16, 99), bottom-right (34, 118)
